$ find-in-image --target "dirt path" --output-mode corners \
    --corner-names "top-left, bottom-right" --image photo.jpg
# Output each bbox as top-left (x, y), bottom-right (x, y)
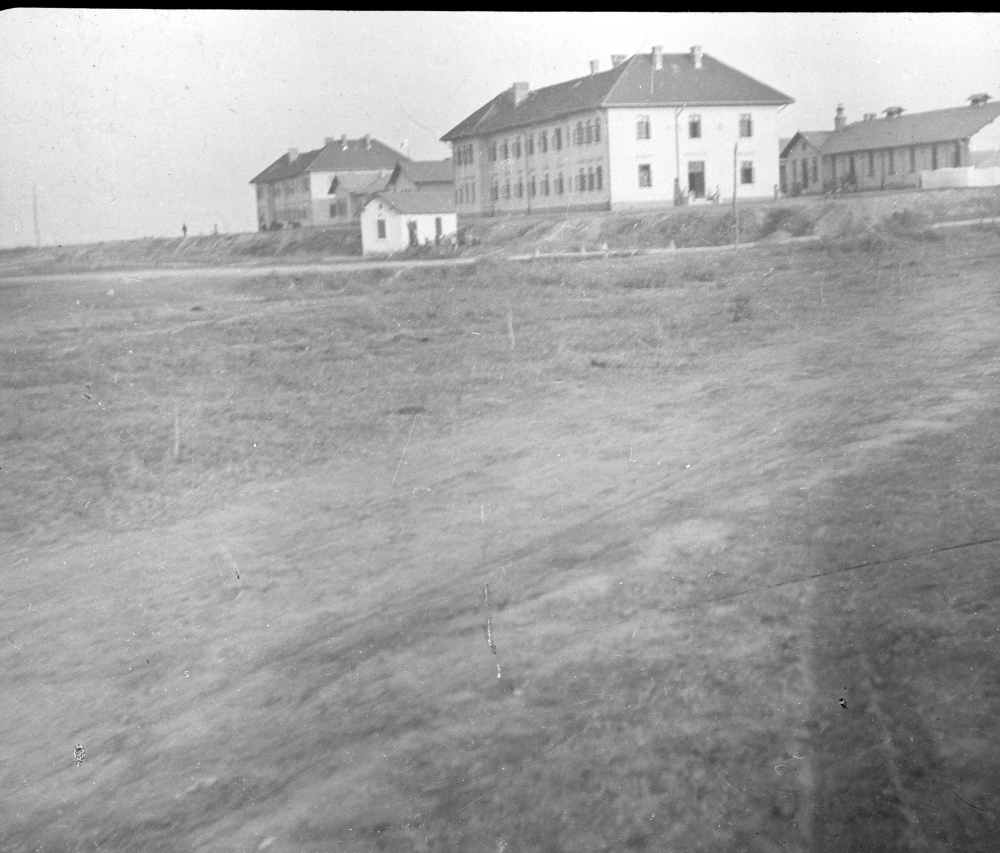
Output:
top-left (0, 256), bottom-right (478, 287)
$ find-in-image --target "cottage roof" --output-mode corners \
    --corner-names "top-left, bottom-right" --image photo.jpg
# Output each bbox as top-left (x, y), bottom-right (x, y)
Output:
top-left (365, 190), bottom-right (456, 215)
top-left (780, 131), bottom-right (832, 159)
top-left (821, 102), bottom-right (1000, 156)
top-left (442, 51), bottom-right (793, 141)
top-left (330, 172), bottom-right (392, 195)
top-left (390, 159), bottom-right (455, 186)
top-left (250, 138), bottom-right (409, 184)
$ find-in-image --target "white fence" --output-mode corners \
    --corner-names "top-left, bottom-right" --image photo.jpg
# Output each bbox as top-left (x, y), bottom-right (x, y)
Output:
top-left (920, 166), bottom-right (1000, 190)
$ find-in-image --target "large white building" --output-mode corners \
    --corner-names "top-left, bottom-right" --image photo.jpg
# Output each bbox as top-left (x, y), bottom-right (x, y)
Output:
top-left (441, 46), bottom-right (794, 215)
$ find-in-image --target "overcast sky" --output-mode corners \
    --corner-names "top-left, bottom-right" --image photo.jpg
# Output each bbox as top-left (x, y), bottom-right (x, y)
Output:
top-left (2, 11), bottom-right (999, 248)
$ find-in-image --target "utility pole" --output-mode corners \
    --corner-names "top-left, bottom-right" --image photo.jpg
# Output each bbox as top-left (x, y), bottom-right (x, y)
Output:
top-left (732, 143), bottom-right (739, 251)
top-left (33, 184), bottom-right (41, 249)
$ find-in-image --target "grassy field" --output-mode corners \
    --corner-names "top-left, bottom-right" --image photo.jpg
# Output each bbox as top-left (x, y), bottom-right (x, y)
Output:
top-left (3, 226), bottom-right (1000, 851)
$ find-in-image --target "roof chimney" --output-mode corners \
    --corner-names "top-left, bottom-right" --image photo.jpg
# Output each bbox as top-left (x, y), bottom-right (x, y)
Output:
top-left (511, 81), bottom-right (530, 107)
top-left (340, 134), bottom-right (348, 150)
top-left (288, 148), bottom-right (299, 163)
top-left (652, 45), bottom-right (663, 71)
top-left (834, 104), bottom-right (846, 130)
top-left (690, 45), bottom-right (703, 69)
top-left (362, 134), bottom-right (371, 149)
top-left (589, 59), bottom-right (599, 75)
top-left (611, 54), bottom-right (627, 68)
top-left (884, 106), bottom-right (904, 119)
top-left (324, 137), bottom-right (334, 146)
top-left (969, 93), bottom-right (991, 107)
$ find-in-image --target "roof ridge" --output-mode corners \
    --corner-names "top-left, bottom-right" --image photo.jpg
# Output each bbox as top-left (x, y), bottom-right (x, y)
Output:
top-left (600, 54), bottom-right (639, 106)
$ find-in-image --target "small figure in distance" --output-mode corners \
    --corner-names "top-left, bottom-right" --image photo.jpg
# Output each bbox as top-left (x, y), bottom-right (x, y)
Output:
top-left (182, 223), bottom-right (188, 238)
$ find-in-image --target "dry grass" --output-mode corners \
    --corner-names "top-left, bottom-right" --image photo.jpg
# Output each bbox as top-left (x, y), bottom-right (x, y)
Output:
top-left (3, 230), bottom-right (1000, 852)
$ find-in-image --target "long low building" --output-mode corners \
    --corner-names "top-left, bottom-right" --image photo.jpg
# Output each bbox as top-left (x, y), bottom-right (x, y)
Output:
top-left (785, 96), bottom-right (1000, 195)
top-left (441, 46), bottom-right (793, 215)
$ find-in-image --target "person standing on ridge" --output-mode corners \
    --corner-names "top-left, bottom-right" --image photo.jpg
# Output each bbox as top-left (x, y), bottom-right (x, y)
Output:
top-left (182, 223), bottom-right (188, 238)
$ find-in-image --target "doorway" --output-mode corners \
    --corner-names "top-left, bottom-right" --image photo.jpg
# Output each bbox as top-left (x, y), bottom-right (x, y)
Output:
top-left (407, 220), bottom-right (418, 248)
top-left (688, 161), bottom-right (705, 199)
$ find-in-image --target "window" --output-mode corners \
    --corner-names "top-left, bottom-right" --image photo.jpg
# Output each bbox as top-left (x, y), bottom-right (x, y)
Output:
top-left (501, 141), bottom-right (509, 160)
top-left (515, 178), bottom-right (523, 198)
top-left (578, 169), bottom-right (586, 191)
top-left (526, 134), bottom-right (534, 156)
top-left (539, 131), bottom-right (548, 153)
top-left (587, 167), bottom-right (595, 191)
top-left (542, 174), bottom-right (550, 195)
top-left (953, 142), bottom-right (961, 167)
top-left (529, 176), bottom-right (536, 197)
top-left (593, 118), bottom-right (601, 143)
top-left (470, 181), bottom-right (476, 203)
top-left (740, 161), bottom-right (754, 185)
top-left (812, 158), bottom-right (818, 183)
top-left (596, 165), bottom-right (603, 190)
top-left (932, 146), bottom-right (938, 170)
top-left (739, 114), bottom-right (753, 138)
top-left (556, 173), bottom-right (564, 194)
top-left (301, 177), bottom-right (309, 193)
top-left (689, 114), bottom-right (701, 139)
top-left (377, 219), bottom-right (386, 239)
top-left (585, 120), bottom-right (593, 144)
top-left (504, 180), bottom-right (511, 199)
top-left (513, 138), bottom-right (522, 158)
top-left (869, 151), bottom-right (875, 177)
top-left (888, 149), bottom-right (895, 175)
top-left (637, 115), bottom-right (651, 140)
top-left (638, 164), bottom-right (652, 187)
top-left (329, 203), bottom-right (337, 218)
top-left (910, 147), bottom-right (917, 173)
top-left (576, 121), bottom-right (584, 145)
top-left (467, 144), bottom-right (474, 164)
top-left (489, 142), bottom-right (497, 162)
top-left (491, 182), bottom-right (499, 201)
top-left (553, 128), bottom-right (562, 150)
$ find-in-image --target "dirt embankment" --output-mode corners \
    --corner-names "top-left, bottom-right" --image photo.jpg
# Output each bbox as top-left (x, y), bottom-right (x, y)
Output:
top-left (462, 186), bottom-right (1000, 254)
top-left (2, 186), bottom-right (998, 275)
top-left (0, 227), bottom-right (363, 276)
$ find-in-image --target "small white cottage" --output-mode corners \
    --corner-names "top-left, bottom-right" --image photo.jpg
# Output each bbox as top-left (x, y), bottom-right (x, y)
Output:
top-left (360, 190), bottom-right (457, 255)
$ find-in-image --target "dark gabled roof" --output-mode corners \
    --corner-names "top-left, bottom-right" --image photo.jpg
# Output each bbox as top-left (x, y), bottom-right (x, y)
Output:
top-left (442, 51), bottom-right (792, 141)
top-left (250, 147), bottom-right (325, 184)
top-left (249, 138), bottom-right (409, 184)
top-left (780, 130), bottom-right (832, 159)
top-left (390, 159), bottom-right (455, 186)
top-left (604, 52), bottom-right (793, 107)
top-left (821, 102), bottom-right (1000, 156)
top-left (330, 172), bottom-right (392, 195)
top-left (364, 189), bottom-right (455, 215)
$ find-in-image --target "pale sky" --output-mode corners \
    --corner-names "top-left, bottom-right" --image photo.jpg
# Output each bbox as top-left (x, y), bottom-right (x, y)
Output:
top-left (1, 11), bottom-right (998, 248)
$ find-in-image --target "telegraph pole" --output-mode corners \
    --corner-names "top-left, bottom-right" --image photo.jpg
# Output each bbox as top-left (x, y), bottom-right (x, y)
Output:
top-left (732, 144), bottom-right (739, 251)
top-left (33, 184), bottom-right (41, 249)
